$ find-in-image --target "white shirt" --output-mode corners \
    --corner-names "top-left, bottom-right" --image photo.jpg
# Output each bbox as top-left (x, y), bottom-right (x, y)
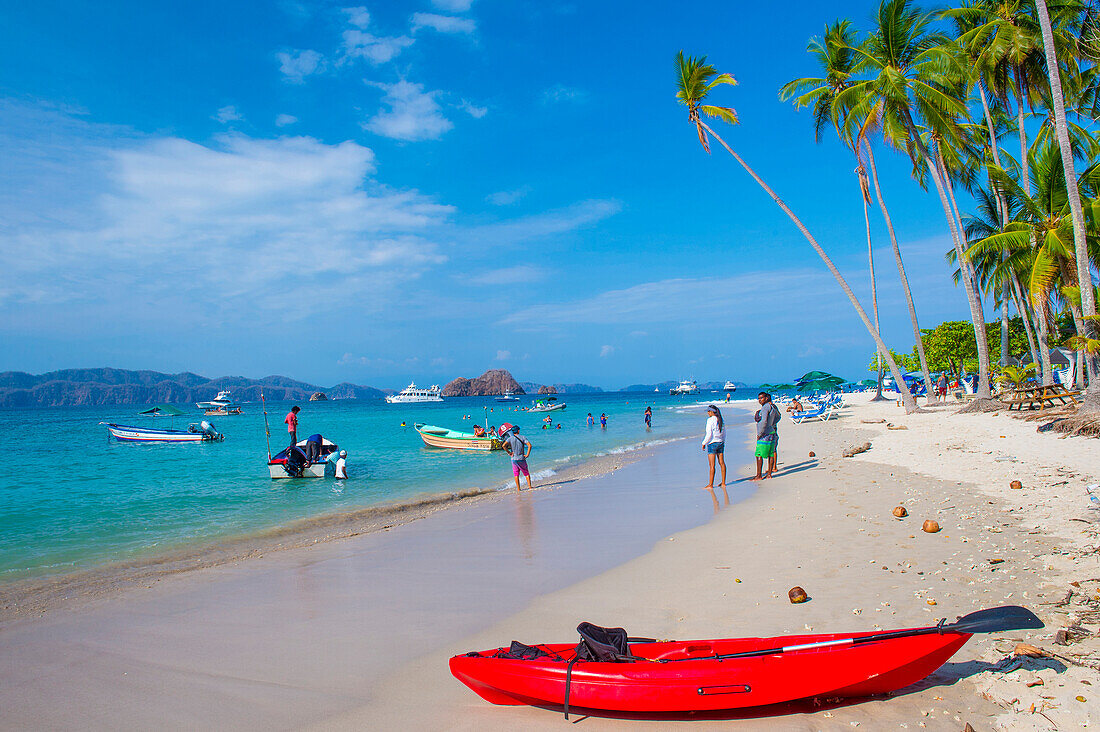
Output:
top-left (335, 457), bottom-right (347, 479)
top-left (702, 415), bottom-right (725, 446)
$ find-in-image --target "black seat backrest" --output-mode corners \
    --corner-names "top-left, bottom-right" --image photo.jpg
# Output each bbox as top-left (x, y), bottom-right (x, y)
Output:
top-left (575, 622), bottom-right (630, 662)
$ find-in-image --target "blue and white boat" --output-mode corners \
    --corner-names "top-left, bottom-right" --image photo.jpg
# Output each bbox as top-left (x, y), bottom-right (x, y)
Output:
top-left (106, 421), bottom-right (224, 443)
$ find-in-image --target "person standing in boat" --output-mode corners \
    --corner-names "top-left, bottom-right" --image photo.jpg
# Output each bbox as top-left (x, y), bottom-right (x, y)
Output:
top-left (701, 404), bottom-right (726, 489)
top-left (285, 406), bottom-right (300, 446)
top-left (500, 423), bottom-right (533, 491)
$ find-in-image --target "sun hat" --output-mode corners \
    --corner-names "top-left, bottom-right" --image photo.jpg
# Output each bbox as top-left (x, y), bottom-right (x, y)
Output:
top-left (499, 422), bottom-right (514, 435)
top-left (339, 450), bottom-right (347, 457)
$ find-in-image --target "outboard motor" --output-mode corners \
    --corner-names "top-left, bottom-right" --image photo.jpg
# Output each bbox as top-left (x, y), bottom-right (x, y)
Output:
top-left (200, 420), bottom-right (223, 441)
top-left (282, 446), bottom-right (310, 477)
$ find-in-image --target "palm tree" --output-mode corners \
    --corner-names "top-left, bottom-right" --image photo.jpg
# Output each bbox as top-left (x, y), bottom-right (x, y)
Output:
top-left (675, 51), bottom-right (922, 414)
top-left (780, 20), bottom-right (934, 401)
top-left (838, 0), bottom-right (995, 399)
top-left (1034, 0), bottom-right (1098, 405)
top-left (998, 363), bottom-right (1037, 389)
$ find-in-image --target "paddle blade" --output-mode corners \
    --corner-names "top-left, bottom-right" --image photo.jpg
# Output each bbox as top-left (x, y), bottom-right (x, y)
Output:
top-left (947, 606), bottom-right (1044, 634)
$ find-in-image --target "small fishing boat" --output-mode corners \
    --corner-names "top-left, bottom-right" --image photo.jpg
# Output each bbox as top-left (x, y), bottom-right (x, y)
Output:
top-left (450, 607), bottom-right (1041, 717)
top-left (268, 436), bottom-right (338, 478)
top-left (203, 406), bottom-right (242, 416)
top-left (415, 423), bottom-right (503, 451)
top-left (106, 421), bottom-right (223, 443)
top-left (196, 390), bottom-right (234, 410)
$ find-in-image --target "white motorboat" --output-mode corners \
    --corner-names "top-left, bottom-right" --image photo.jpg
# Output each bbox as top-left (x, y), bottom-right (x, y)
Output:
top-left (268, 436), bottom-right (338, 478)
top-left (723, 380), bottom-right (737, 392)
top-left (669, 379), bottom-right (698, 395)
top-left (527, 398), bottom-right (566, 413)
top-left (386, 382), bottom-right (444, 404)
top-left (496, 391), bottom-right (520, 402)
top-left (196, 390), bottom-right (233, 410)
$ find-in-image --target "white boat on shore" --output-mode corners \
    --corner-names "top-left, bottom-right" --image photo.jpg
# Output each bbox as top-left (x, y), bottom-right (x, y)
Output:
top-left (669, 379), bottom-right (698, 395)
top-left (196, 390), bottom-right (233, 410)
top-left (386, 382), bottom-right (444, 404)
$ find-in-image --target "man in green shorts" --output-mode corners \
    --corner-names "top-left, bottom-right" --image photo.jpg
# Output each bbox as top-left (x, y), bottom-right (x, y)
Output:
top-left (753, 392), bottom-right (780, 480)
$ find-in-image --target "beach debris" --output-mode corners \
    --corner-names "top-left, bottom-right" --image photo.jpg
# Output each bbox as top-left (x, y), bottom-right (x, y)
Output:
top-left (808, 451), bottom-right (816, 458)
top-left (842, 442), bottom-right (871, 458)
top-left (860, 419), bottom-right (886, 424)
top-left (788, 586), bottom-right (809, 604)
top-left (1010, 480), bottom-right (1023, 490)
top-left (923, 520), bottom-right (941, 533)
top-left (886, 423), bottom-right (908, 430)
top-left (926, 599), bottom-right (937, 606)
top-left (893, 506), bottom-right (908, 518)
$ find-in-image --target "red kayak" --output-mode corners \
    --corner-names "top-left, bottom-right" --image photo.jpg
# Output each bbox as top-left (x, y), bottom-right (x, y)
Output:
top-left (450, 607), bottom-right (1041, 716)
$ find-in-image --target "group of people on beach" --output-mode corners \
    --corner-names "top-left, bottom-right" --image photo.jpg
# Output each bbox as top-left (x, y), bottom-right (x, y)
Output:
top-left (700, 391), bottom-right (780, 490)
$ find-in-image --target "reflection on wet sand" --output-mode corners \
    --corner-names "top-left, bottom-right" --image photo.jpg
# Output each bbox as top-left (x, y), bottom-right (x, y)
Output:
top-left (512, 490), bottom-right (536, 562)
top-left (705, 485), bottom-right (731, 514)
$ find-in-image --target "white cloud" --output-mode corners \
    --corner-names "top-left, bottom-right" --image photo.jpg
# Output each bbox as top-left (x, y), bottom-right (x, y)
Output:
top-left (485, 187), bottom-right (528, 206)
top-left (278, 49), bottom-right (324, 83)
top-left (432, 0), bottom-right (474, 10)
top-left (342, 29), bottom-right (414, 64)
top-left (213, 106), bottom-right (243, 123)
top-left (275, 113), bottom-right (298, 127)
top-left (495, 350), bottom-right (511, 361)
top-left (465, 199), bottom-right (621, 244)
top-left (466, 265), bottom-right (544, 285)
top-left (0, 105), bottom-right (455, 324)
top-left (600, 345), bottom-right (614, 358)
top-left (343, 6), bottom-right (371, 29)
top-left (411, 12), bottom-right (476, 34)
top-left (541, 84), bottom-right (587, 105)
top-left (364, 81), bottom-right (453, 141)
top-left (459, 100), bottom-right (487, 118)
top-left (630, 330), bottom-right (647, 337)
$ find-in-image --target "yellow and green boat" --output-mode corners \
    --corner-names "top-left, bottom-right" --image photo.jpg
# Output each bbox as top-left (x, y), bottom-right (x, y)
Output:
top-left (414, 423), bottom-right (503, 451)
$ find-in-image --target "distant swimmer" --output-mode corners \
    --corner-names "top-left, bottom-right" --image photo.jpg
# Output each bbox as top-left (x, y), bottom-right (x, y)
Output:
top-left (400, 421), bottom-right (407, 427)
top-left (335, 450), bottom-right (348, 479)
top-left (587, 412), bottom-right (594, 426)
top-left (600, 413), bottom-right (607, 429)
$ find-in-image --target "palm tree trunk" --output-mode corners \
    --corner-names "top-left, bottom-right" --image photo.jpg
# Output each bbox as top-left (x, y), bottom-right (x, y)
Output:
top-left (1035, 297), bottom-right (1053, 385)
top-left (864, 142), bottom-right (933, 401)
top-left (1011, 274), bottom-right (1043, 379)
top-left (912, 132), bottom-right (991, 399)
top-left (697, 119), bottom-right (922, 414)
top-left (1000, 287), bottom-right (1009, 367)
top-left (1034, 0), bottom-right (1099, 406)
top-left (856, 153), bottom-right (888, 402)
top-left (978, 80), bottom-right (1004, 170)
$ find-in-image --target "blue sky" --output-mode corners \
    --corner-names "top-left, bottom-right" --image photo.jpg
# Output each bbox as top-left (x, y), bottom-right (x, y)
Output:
top-left (0, 0), bottom-right (992, 389)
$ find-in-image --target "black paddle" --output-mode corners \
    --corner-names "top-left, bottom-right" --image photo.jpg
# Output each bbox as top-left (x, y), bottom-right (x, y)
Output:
top-left (668, 606), bottom-right (1043, 663)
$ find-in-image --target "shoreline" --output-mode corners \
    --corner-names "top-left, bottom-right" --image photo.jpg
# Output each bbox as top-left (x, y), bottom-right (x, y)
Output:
top-left (0, 430), bottom-right (699, 623)
top-left (320, 392), bottom-right (1100, 730)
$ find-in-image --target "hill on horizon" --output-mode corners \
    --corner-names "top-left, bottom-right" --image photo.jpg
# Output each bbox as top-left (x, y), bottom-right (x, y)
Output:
top-left (0, 367), bottom-right (386, 408)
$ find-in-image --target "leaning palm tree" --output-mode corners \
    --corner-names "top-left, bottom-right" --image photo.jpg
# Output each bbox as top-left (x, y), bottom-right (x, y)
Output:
top-left (1034, 0), bottom-right (1098, 407)
top-left (675, 51), bottom-right (921, 414)
top-left (780, 21), bottom-right (888, 401)
top-left (838, 0), bottom-right (994, 399)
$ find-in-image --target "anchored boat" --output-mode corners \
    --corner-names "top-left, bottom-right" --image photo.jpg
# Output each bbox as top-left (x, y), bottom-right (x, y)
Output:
top-left (196, 390), bottom-right (234, 410)
top-left (106, 421), bottom-right (223, 443)
top-left (415, 423), bottom-right (502, 451)
top-left (450, 607), bottom-right (1041, 717)
top-left (527, 398), bottom-right (566, 413)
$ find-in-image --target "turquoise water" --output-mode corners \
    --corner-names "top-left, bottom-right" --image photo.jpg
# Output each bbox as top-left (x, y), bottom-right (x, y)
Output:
top-left (1, 392), bottom-right (738, 581)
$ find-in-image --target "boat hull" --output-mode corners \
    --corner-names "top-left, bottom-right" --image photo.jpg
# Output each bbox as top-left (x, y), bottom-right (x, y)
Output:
top-left (385, 395), bottom-right (444, 403)
top-left (416, 424), bottom-right (502, 451)
top-left (268, 461), bottom-right (328, 478)
top-left (107, 424), bottom-right (217, 443)
top-left (450, 629), bottom-right (971, 714)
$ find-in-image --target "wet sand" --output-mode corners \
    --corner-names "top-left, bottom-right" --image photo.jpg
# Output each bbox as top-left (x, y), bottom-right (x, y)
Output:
top-left (0, 422), bottom-right (748, 729)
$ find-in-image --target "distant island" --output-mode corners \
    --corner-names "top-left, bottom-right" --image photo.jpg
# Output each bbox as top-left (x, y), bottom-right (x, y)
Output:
top-left (0, 368), bottom-right (385, 408)
top-left (0, 367), bottom-right (748, 407)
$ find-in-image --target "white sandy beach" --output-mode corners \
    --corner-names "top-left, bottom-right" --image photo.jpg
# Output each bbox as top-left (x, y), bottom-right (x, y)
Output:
top-left (3, 394), bottom-right (1100, 730)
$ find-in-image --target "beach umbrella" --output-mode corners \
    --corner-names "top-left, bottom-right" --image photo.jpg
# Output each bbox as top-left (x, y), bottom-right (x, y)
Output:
top-left (797, 378), bottom-right (844, 392)
top-left (796, 370), bottom-right (842, 384)
top-left (857, 379), bottom-right (877, 387)
top-left (138, 404), bottom-right (185, 416)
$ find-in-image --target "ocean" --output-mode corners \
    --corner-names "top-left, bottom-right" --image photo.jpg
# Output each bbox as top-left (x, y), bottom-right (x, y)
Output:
top-left (1, 391), bottom-right (739, 582)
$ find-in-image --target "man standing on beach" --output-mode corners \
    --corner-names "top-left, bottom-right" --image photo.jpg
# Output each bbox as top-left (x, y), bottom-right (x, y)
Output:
top-left (285, 405), bottom-right (300, 446)
top-left (500, 423), bottom-right (533, 491)
top-left (754, 392), bottom-right (780, 480)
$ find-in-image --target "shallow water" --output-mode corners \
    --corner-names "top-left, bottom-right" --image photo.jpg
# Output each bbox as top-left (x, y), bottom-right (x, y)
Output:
top-left (1, 392), bottom-right (739, 580)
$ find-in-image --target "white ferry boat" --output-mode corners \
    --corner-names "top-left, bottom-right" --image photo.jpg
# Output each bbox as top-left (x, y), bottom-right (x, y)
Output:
top-left (669, 379), bottom-right (698, 395)
top-left (385, 382), bottom-right (444, 404)
top-left (723, 380), bottom-right (737, 392)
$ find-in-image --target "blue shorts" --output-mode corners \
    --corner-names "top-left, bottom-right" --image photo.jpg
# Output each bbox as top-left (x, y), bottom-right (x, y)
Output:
top-left (706, 442), bottom-right (724, 455)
